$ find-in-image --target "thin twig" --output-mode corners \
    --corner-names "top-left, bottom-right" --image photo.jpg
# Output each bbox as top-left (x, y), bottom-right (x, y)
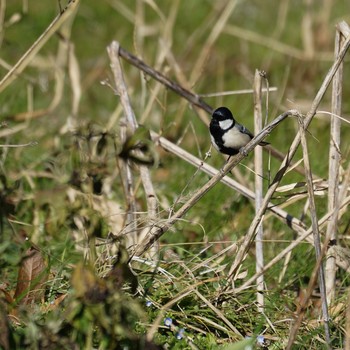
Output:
top-left (107, 41), bottom-right (158, 255)
top-left (253, 70), bottom-right (264, 311)
top-left (325, 25), bottom-right (344, 304)
top-left (0, 141), bottom-right (37, 148)
top-left (199, 87), bottom-right (277, 97)
top-left (294, 115), bottom-right (330, 347)
top-left (337, 20), bottom-right (350, 37)
top-left (118, 46), bottom-right (213, 114)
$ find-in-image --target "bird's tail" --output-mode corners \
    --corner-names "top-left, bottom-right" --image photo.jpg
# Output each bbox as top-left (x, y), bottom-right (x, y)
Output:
top-left (259, 141), bottom-right (269, 146)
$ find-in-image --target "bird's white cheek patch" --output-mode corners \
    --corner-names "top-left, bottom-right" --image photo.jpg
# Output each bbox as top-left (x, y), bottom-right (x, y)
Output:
top-left (219, 119), bottom-right (234, 130)
top-left (223, 128), bottom-right (251, 148)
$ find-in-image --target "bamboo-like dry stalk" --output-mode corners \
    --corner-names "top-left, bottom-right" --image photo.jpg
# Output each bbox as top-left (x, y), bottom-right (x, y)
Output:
top-left (253, 70), bottom-right (264, 311)
top-left (107, 41), bottom-right (158, 255)
top-left (107, 44), bottom-right (138, 249)
top-left (325, 24), bottom-right (346, 304)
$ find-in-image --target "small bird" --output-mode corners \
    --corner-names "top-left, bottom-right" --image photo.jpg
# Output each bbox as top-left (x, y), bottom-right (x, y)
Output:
top-left (209, 106), bottom-right (268, 157)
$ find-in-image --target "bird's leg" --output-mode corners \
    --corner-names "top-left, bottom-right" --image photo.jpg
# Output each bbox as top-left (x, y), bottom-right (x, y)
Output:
top-left (205, 149), bottom-right (212, 160)
top-left (219, 156), bottom-right (230, 175)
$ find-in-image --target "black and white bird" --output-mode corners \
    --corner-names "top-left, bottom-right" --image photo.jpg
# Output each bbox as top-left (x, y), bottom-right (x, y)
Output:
top-left (209, 106), bottom-right (268, 157)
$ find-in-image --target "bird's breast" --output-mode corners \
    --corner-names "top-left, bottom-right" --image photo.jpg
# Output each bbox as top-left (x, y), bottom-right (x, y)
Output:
top-left (222, 127), bottom-right (251, 149)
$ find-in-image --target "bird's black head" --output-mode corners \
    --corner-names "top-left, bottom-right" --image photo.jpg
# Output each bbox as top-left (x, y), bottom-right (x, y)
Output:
top-left (212, 107), bottom-right (235, 123)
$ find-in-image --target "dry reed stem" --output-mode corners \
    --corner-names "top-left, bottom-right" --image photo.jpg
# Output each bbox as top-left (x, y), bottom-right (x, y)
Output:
top-left (337, 20), bottom-right (350, 37)
top-left (158, 3), bottom-right (186, 84)
top-left (131, 110), bottom-right (296, 258)
top-left (325, 25), bottom-right (346, 304)
top-left (226, 29), bottom-right (350, 283)
top-left (0, 0), bottom-right (80, 94)
top-left (296, 116), bottom-right (330, 345)
top-left (108, 45), bottom-right (138, 248)
top-left (118, 46), bottom-right (213, 114)
top-left (136, 2), bottom-right (183, 124)
top-left (199, 87), bottom-right (277, 97)
top-left (107, 41), bottom-right (158, 254)
top-left (253, 70), bottom-right (264, 311)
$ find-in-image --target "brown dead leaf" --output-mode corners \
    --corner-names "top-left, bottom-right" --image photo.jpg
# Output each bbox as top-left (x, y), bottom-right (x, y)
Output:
top-left (0, 287), bottom-right (14, 305)
top-left (14, 246), bottom-right (48, 306)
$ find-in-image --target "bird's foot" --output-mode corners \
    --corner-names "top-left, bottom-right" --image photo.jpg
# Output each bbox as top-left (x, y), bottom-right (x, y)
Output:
top-left (205, 150), bottom-right (211, 159)
top-left (239, 147), bottom-right (248, 156)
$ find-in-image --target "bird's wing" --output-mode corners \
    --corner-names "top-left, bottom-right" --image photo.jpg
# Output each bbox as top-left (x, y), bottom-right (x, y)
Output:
top-left (235, 122), bottom-right (254, 139)
top-left (236, 122), bottom-right (269, 146)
